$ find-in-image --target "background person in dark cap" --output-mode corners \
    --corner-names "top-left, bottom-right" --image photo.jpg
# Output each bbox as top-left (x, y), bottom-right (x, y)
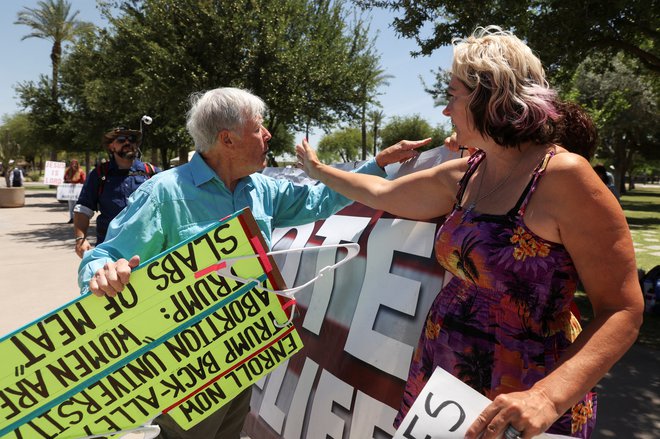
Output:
top-left (72, 126), bottom-right (159, 257)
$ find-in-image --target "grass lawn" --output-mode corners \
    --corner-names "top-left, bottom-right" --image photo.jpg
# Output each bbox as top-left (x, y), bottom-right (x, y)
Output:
top-left (25, 184), bottom-right (55, 190)
top-left (576, 184), bottom-right (660, 350)
top-left (623, 186), bottom-right (660, 272)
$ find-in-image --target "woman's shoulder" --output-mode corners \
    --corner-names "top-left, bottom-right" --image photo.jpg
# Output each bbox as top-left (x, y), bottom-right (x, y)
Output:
top-left (545, 147), bottom-right (594, 180)
top-left (433, 154), bottom-right (472, 185)
top-left (540, 148), bottom-right (614, 206)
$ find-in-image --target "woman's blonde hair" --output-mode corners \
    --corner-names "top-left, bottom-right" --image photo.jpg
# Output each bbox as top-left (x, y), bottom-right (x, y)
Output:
top-left (452, 26), bottom-right (558, 147)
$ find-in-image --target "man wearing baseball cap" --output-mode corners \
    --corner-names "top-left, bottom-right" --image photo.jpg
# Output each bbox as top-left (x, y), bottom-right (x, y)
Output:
top-left (72, 126), bottom-right (160, 257)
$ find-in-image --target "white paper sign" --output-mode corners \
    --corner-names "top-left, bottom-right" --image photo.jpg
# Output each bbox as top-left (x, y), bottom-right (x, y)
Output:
top-left (56, 183), bottom-right (83, 201)
top-left (43, 161), bottom-right (66, 185)
top-left (394, 367), bottom-right (572, 439)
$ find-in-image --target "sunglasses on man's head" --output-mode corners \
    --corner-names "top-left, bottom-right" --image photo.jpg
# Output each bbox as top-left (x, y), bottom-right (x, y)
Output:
top-left (115, 135), bottom-right (138, 144)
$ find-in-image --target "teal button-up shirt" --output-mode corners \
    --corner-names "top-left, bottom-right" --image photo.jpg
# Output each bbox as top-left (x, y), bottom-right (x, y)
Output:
top-left (78, 152), bottom-right (385, 292)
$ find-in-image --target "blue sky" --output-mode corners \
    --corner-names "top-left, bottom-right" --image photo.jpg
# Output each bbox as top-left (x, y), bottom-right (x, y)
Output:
top-left (0, 1), bottom-right (452, 146)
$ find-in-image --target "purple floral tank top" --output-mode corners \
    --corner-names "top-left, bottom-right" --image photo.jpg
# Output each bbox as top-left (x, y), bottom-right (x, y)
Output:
top-left (394, 151), bottom-right (597, 437)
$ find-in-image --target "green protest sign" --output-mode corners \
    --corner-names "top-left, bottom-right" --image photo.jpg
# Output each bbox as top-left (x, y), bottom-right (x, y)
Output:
top-left (0, 208), bottom-right (302, 438)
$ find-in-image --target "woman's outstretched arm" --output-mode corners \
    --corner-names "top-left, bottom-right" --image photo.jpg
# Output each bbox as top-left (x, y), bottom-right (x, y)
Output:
top-left (295, 138), bottom-right (462, 220)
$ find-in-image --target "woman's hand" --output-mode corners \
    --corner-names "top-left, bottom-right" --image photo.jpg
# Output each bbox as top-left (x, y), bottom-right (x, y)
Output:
top-left (444, 132), bottom-right (477, 156)
top-left (464, 388), bottom-right (559, 439)
top-left (295, 138), bottom-right (324, 179)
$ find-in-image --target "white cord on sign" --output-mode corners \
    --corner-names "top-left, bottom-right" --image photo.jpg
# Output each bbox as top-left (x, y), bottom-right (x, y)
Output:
top-left (208, 243), bottom-right (360, 327)
top-left (75, 416), bottom-right (161, 439)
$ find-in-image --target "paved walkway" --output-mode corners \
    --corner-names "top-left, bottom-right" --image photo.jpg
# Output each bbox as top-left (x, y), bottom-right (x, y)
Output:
top-left (0, 187), bottom-right (658, 438)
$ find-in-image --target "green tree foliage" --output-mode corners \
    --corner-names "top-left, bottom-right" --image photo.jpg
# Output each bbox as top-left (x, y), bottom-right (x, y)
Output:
top-left (14, 77), bottom-right (63, 153)
top-left (566, 55), bottom-right (659, 194)
top-left (33, 0), bottom-right (383, 167)
top-left (380, 115), bottom-right (448, 151)
top-left (0, 113), bottom-right (47, 168)
top-left (317, 127), bottom-right (363, 163)
top-left (354, 0), bottom-right (659, 79)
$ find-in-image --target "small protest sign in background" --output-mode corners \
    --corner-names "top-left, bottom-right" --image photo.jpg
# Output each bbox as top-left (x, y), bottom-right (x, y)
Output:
top-left (56, 183), bottom-right (83, 202)
top-left (43, 161), bottom-right (65, 186)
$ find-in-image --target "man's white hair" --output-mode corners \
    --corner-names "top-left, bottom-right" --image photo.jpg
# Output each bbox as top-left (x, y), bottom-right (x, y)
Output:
top-left (186, 87), bottom-right (266, 153)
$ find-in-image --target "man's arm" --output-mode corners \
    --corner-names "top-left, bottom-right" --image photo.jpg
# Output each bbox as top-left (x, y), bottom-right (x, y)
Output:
top-left (73, 211), bottom-right (92, 258)
top-left (374, 138), bottom-right (430, 168)
top-left (72, 168), bottom-right (100, 258)
top-left (78, 184), bottom-right (165, 296)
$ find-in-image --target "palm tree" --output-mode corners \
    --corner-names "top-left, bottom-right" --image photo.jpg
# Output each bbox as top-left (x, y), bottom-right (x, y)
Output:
top-left (452, 232), bottom-right (480, 285)
top-left (15, 0), bottom-right (93, 100)
top-left (455, 345), bottom-right (494, 394)
top-left (358, 69), bottom-right (393, 160)
top-left (369, 109), bottom-right (385, 156)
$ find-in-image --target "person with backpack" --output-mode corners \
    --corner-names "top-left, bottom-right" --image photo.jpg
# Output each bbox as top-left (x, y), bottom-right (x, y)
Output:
top-left (73, 126), bottom-right (159, 257)
top-left (8, 166), bottom-right (24, 187)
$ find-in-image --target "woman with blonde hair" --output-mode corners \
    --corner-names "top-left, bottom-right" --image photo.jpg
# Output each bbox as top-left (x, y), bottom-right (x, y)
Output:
top-left (296, 26), bottom-right (642, 438)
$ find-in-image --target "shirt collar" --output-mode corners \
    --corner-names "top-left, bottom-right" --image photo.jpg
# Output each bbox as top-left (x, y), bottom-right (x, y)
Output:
top-left (188, 152), bottom-right (217, 187)
top-left (187, 151), bottom-right (257, 191)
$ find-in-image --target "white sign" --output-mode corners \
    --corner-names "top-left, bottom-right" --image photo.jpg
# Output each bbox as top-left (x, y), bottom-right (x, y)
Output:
top-left (43, 161), bottom-right (65, 185)
top-left (394, 367), bottom-right (572, 439)
top-left (55, 183), bottom-right (83, 201)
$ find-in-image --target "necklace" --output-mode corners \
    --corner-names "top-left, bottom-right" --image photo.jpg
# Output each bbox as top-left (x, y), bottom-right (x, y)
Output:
top-left (461, 150), bottom-right (528, 221)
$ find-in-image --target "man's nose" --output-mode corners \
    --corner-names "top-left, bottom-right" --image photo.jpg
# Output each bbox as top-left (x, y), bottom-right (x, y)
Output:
top-left (262, 127), bottom-right (272, 141)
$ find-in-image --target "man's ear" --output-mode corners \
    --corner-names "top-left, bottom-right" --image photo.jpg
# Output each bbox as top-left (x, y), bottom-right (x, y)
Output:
top-left (218, 129), bottom-right (237, 148)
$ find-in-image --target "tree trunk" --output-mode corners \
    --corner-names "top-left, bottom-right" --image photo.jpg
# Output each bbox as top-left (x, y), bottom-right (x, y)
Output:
top-left (151, 147), bottom-right (159, 168)
top-left (179, 146), bottom-right (188, 166)
top-left (361, 105), bottom-right (367, 160)
top-left (50, 41), bottom-right (61, 101)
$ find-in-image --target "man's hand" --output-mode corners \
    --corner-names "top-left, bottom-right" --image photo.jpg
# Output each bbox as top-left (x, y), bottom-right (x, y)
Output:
top-left (89, 255), bottom-right (140, 297)
top-left (444, 132), bottom-right (477, 156)
top-left (75, 238), bottom-right (92, 258)
top-left (375, 138), bottom-right (432, 168)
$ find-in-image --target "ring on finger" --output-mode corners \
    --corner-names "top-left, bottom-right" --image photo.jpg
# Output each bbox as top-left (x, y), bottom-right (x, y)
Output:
top-left (504, 424), bottom-right (523, 439)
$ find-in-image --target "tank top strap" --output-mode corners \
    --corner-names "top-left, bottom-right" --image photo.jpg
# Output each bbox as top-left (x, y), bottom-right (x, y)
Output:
top-left (513, 151), bottom-right (556, 217)
top-left (455, 150), bottom-right (485, 207)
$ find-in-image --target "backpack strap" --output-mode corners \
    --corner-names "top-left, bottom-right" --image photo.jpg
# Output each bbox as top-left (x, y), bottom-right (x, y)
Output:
top-left (96, 162), bottom-right (110, 197)
top-left (143, 162), bottom-right (156, 177)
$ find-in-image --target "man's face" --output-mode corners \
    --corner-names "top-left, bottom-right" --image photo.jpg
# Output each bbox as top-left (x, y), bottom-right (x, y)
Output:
top-left (235, 117), bottom-right (272, 173)
top-left (109, 134), bottom-right (139, 160)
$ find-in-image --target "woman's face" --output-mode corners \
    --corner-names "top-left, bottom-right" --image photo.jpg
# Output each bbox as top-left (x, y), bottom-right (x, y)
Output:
top-left (442, 75), bottom-right (477, 147)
